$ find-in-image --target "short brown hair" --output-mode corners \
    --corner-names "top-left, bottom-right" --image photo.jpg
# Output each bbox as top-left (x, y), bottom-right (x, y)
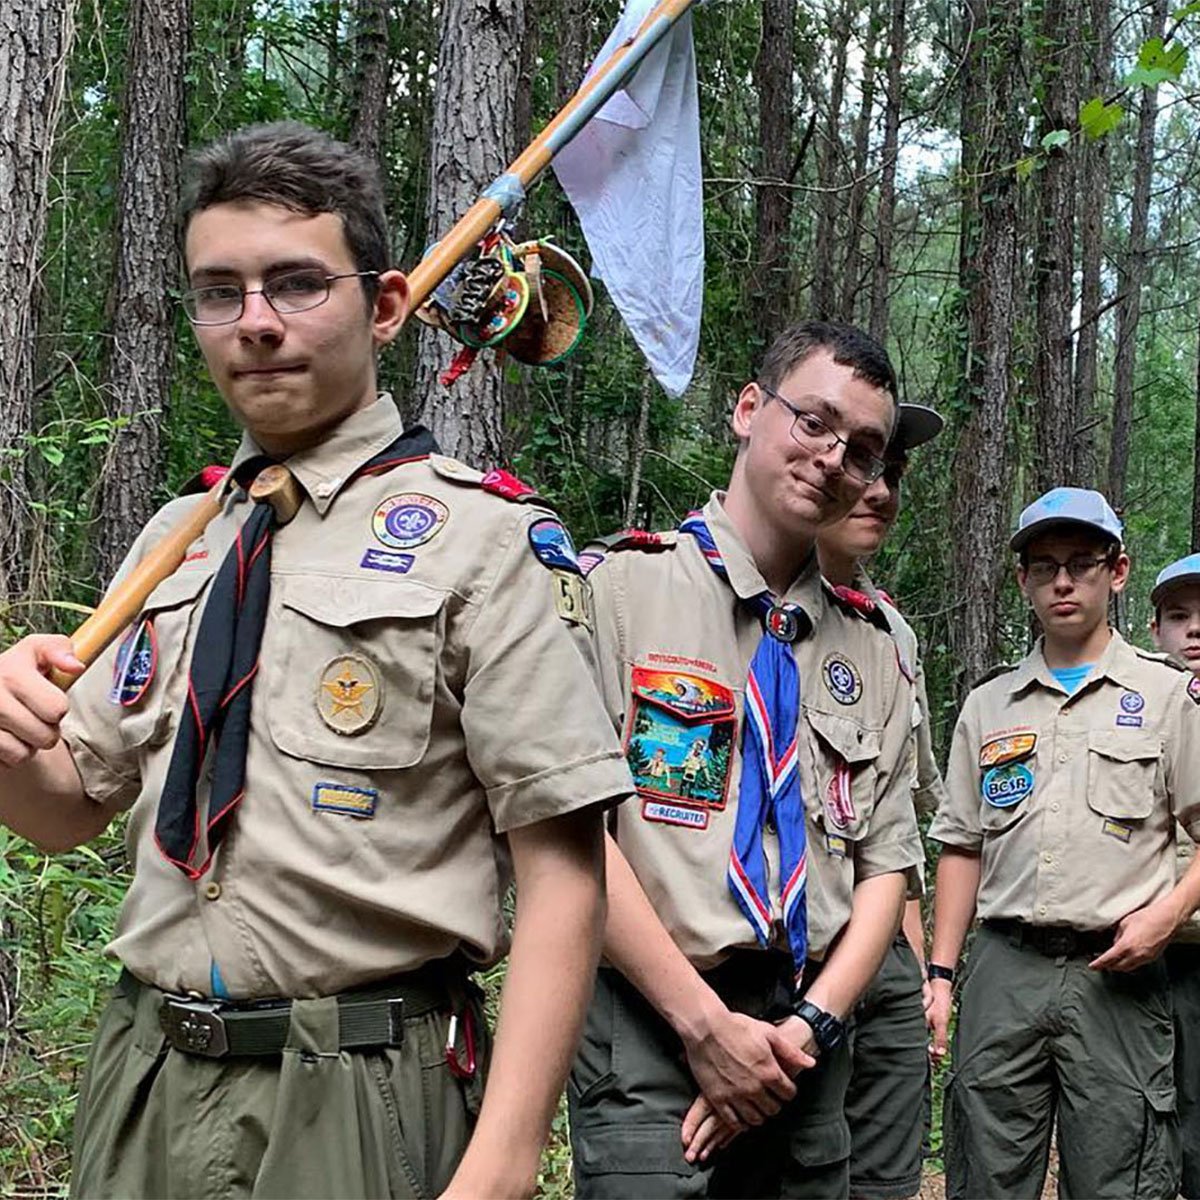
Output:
top-left (758, 320), bottom-right (898, 402)
top-left (180, 121), bottom-right (389, 295)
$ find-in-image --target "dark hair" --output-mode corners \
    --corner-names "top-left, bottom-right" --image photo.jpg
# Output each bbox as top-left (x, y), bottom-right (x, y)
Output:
top-left (758, 320), bottom-right (898, 402)
top-left (179, 121), bottom-right (389, 296)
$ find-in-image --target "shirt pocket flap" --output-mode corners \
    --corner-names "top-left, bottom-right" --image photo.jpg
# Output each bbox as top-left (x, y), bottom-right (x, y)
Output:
top-left (805, 706), bottom-right (882, 765)
top-left (142, 565), bottom-right (214, 611)
top-left (1086, 729), bottom-right (1162, 821)
top-left (279, 576), bottom-right (446, 626)
top-left (1086, 729), bottom-right (1161, 764)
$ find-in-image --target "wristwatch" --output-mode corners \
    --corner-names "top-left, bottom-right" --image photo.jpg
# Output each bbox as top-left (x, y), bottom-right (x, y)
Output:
top-left (792, 999), bottom-right (846, 1058)
top-left (927, 962), bottom-right (956, 984)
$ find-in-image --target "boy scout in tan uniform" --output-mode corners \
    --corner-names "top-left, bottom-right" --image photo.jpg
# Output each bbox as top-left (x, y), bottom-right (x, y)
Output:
top-left (816, 404), bottom-right (948, 1200)
top-left (568, 322), bottom-right (924, 1199)
top-left (0, 123), bottom-right (630, 1199)
top-left (1150, 554), bottom-right (1200, 1199)
top-left (928, 489), bottom-right (1200, 1200)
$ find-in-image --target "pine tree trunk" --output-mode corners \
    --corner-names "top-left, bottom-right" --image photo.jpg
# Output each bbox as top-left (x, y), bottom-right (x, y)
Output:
top-left (348, 0), bottom-right (390, 166)
top-left (413, 0), bottom-right (526, 468)
top-left (95, 0), bottom-right (189, 587)
top-left (869, 0), bottom-right (905, 343)
top-left (0, 0), bottom-right (75, 603)
top-left (1194, 308), bottom-right (1200, 552)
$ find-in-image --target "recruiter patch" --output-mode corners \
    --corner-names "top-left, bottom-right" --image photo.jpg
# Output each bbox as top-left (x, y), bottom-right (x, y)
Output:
top-left (822, 653), bottom-right (862, 706)
top-left (528, 518), bottom-right (581, 573)
top-left (981, 762), bottom-right (1034, 808)
top-left (312, 782), bottom-right (378, 819)
top-left (979, 731), bottom-right (1037, 768)
top-left (109, 618), bottom-right (157, 707)
top-left (372, 493), bottom-right (448, 549)
top-left (641, 799), bottom-right (710, 830)
top-left (316, 654), bottom-right (382, 736)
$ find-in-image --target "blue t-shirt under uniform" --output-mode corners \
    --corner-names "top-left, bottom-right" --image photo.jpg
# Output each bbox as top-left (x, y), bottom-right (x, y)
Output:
top-left (1051, 664), bottom-right (1094, 696)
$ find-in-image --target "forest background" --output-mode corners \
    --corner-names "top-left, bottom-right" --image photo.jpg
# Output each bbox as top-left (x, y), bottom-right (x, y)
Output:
top-left (1, 0), bottom-right (1196, 1193)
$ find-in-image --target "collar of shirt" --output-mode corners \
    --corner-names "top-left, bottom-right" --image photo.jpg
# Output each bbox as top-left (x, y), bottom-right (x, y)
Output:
top-left (701, 490), bottom-right (825, 616)
top-left (1007, 627), bottom-right (1141, 696)
top-left (223, 393), bottom-right (404, 516)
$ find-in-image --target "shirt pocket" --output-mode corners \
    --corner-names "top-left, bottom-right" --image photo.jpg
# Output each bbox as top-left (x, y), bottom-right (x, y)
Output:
top-left (804, 706), bottom-right (881, 841)
top-left (266, 575), bottom-right (447, 770)
top-left (1085, 729), bottom-right (1163, 822)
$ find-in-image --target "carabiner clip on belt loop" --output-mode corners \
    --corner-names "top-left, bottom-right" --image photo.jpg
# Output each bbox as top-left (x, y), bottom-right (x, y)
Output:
top-left (444, 1009), bottom-right (477, 1079)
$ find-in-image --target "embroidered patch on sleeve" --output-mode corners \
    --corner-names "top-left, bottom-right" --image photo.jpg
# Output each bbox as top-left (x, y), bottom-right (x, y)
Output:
top-left (109, 617), bottom-right (157, 707)
top-left (312, 782), bottom-right (378, 818)
top-left (625, 666), bottom-right (737, 811)
top-left (551, 569), bottom-right (592, 629)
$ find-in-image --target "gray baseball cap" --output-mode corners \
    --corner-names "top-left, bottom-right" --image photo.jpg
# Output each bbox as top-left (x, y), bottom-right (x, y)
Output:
top-left (1151, 553), bottom-right (1200, 607)
top-left (1010, 487), bottom-right (1123, 553)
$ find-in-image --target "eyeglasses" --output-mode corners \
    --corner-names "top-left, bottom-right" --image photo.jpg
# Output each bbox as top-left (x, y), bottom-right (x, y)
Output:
top-left (1024, 554), bottom-right (1112, 585)
top-left (181, 269), bottom-right (378, 325)
top-left (757, 382), bottom-right (888, 484)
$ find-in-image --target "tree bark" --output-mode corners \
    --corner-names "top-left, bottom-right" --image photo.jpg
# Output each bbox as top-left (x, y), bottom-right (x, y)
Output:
top-left (868, 0), bottom-right (905, 343)
top-left (413, 0), bottom-right (526, 468)
top-left (1108, 0), bottom-right (1165, 513)
top-left (751, 0), bottom-right (797, 346)
top-left (950, 0), bottom-right (1025, 694)
top-left (348, 0), bottom-right (390, 166)
top-left (1194, 308), bottom-right (1200, 553)
top-left (95, 0), bottom-right (190, 586)
top-left (1031, 0), bottom-right (1080, 491)
top-left (0, 0), bottom-right (75, 604)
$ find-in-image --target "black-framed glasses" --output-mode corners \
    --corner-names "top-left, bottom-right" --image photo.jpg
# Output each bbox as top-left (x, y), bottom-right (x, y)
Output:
top-left (757, 382), bottom-right (888, 484)
top-left (1024, 554), bottom-right (1112, 585)
top-left (180, 269), bottom-right (379, 326)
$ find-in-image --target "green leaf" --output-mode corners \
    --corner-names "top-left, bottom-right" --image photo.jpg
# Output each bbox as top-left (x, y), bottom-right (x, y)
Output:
top-left (1040, 128), bottom-right (1071, 151)
top-left (1015, 156), bottom-right (1039, 181)
top-left (1125, 38), bottom-right (1188, 87)
top-left (1173, 0), bottom-right (1200, 17)
top-left (1079, 96), bottom-right (1124, 139)
top-left (37, 443), bottom-right (65, 467)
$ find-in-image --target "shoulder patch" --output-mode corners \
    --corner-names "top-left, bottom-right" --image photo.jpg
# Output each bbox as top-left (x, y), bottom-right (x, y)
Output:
top-left (1133, 646), bottom-right (1186, 672)
top-left (972, 662), bottom-right (1018, 689)
top-left (480, 467), bottom-right (547, 504)
top-left (180, 464), bottom-right (229, 496)
top-left (594, 528), bottom-right (678, 553)
top-left (824, 581), bottom-right (891, 634)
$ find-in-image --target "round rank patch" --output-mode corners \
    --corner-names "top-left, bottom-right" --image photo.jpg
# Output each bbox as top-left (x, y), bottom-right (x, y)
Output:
top-left (528, 518), bottom-right (581, 573)
top-left (981, 762), bottom-right (1034, 808)
top-left (822, 653), bottom-right (862, 705)
top-left (1191, 676), bottom-right (1200, 706)
top-left (316, 654), bottom-right (383, 736)
top-left (1120, 690), bottom-right (1145, 714)
top-left (372, 493), bottom-right (448, 550)
top-left (109, 617), bottom-right (157, 707)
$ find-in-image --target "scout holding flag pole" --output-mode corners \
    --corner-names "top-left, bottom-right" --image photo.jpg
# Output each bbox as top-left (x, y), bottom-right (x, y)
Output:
top-left (0, 3), bottom-right (702, 1198)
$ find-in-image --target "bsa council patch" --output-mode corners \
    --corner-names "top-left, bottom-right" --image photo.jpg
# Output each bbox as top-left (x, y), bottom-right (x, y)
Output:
top-left (981, 762), bottom-right (1034, 808)
top-left (317, 654), bottom-right (382, 735)
top-left (373, 493), bottom-right (448, 550)
top-left (528, 518), bottom-right (581, 573)
top-left (822, 653), bottom-right (862, 706)
top-left (109, 617), bottom-right (157, 706)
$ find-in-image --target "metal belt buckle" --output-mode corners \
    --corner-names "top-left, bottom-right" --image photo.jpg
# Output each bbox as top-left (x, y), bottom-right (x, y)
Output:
top-left (160, 995), bottom-right (230, 1058)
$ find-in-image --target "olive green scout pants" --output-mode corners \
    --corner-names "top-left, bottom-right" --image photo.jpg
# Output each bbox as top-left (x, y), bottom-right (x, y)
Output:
top-left (944, 922), bottom-right (1179, 1200)
top-left (569, 953), bottom-right (852, 1199)
top-left (1167, 943), bottom-right (1200, 1199)
top-left (70, 968), bottom-right (489, 1199)
top-left (845, 934), bottom-right (928, 1199)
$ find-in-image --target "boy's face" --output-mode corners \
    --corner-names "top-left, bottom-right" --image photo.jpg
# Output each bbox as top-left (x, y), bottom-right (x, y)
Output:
top-left (184, 200), bottom-right (407, 455)
top-left (817, 458), bottom-right (903, 562)
top-left (1151, 582), bottom-right (1200, 673)
top-left (1017, 529), bottom-right (1128, 639)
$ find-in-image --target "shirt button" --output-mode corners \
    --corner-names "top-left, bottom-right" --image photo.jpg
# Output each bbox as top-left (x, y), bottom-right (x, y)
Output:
top-left (1058, 753), bottom-right (1069, 763)
top-left (204, 882), bottom-right (222, 901)
top-left (1051, 803), bottom-right (1060, 812)
top-left (1039, 905), bottom-right (1048, 916)
top-left (1042, 853), bottom-right (1053, 865)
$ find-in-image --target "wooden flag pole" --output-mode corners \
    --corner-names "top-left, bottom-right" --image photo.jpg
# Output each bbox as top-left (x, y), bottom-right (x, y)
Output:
top-left (53, 0), bottom-right (698, 688)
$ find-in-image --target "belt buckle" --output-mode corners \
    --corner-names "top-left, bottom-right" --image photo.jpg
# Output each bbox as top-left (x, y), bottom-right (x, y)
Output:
top-left (160, 995), bottom-right (230, 1058)
top-left (1043, 930), bottom-right (1074, 958)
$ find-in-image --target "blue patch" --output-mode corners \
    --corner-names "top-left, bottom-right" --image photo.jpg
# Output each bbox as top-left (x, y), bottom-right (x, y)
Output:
top-left (981, 762), bottom-right (1034, 808)
top-left (641, 799), bottom-right (710, 830)
top-left (1116, 714), bottom-right (1144, 727)
top-left (360, 548), bottom-right (415, 575)
top-left (312, 782), bottom-right (378, 819)
top-left (109, 618), bottom-right (156, 707)
top-left (528, 518), bottom-right (581, 574)
top-left (1120, 691), bottom-right (1145, 714)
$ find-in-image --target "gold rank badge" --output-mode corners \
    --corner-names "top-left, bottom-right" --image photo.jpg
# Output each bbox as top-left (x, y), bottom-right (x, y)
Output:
top-left (317, 654), bottom-right (383, 736)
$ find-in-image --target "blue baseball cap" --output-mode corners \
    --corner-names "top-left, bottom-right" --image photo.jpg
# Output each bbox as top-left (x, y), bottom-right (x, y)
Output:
top-left (1010, 487), bottom-right (1124, 553)
top-left (1151, 553), bottom-right (1200, 607)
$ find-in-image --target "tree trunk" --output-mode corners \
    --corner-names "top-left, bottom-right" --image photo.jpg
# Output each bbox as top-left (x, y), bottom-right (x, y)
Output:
top-left (868, 0), bottom-right (905, 343)
top-left (1031, 0), bottom-right (1080, 491)
top-left (751, 0), bottom-right (797, 346)
top-left (950, 0), bottom-right (1025, 694)
top-left (348, 0), bottom-right (390, 166)
top-left (1194, 309), bottom-right (1200, 553)
top-left (1108, 0), bottom-right (1165, 513)
top-left (95, 0), bottom-right (189, 586)
top-left (0, 0), bottom-right (75, 604)
top-left (413, 0), bottom-right (526, 468)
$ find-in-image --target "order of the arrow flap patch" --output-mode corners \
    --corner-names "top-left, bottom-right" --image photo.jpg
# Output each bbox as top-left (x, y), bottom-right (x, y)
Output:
top-left (979, 730), bottom-right (1037, 769)
top-left (625, 667), bottom-right (737, 811)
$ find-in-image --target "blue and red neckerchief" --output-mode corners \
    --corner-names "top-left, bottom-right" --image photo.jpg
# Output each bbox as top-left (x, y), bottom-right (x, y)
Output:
top-left (678, 511), bottom-right (812, 990)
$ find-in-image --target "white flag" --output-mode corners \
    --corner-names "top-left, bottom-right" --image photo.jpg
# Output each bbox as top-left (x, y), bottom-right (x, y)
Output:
top-left (552, 0), bottom-right (703, 398)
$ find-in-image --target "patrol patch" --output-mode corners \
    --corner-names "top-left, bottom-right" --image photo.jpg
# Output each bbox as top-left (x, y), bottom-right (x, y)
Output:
top-left (1190, 676), bottom-right (1200, 705)
top-left (1102, 818), bottom-right (1133, 843)
top-left (978, 731), bottom-right (1037, 768)
top-left (824, 757), bottom-right (857, 829)
top-left (1116, 714), bottom-right (1144, 728)
top-left (641, 799), bottom-right (710, 830)
top-left (372, 493), bottom-right (448, 550)
top-left (625, 667), bottom-right (736, 810)
top-left (822, 653), bottom-right (862, 705)
top-left (981, 762), bottom-right (1034, 808)
top-left (360, 548), bottom-right (415, 575)
top-left (316, 654), bottom-right (382, 735)
top-left (528, 518), bottom-right (581, 574)
top-left (1120, 691), bottom-right (1145, 714)
top-left (552, 569), bottom-right (592, 629)
top-left (312, 782), bottom-right (378, 819)
top-left (109, 618), bottom-right (157, 707)
top-left (825, 833), bottom-right (848, 857)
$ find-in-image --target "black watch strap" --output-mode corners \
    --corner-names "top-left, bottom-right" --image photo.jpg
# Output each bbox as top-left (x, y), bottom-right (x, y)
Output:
top-left (927, 962), bottom-right (956, 984)
top-left (792, 999), bottom-right (846, 1057)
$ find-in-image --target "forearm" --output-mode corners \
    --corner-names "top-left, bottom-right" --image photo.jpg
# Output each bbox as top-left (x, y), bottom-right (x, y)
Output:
top-left (1159, 845), bottom-right (1200, 930)
top-left (929, 846), bottom-right (981, 969)
top-left (449, 810), bottom-right (605, 1199)
top-left (804, 869), bottom-right (906, 1019)
top-left (901, 898), bottom-right (926, 968)
top-left (0, 741), bottom-right (106, 852)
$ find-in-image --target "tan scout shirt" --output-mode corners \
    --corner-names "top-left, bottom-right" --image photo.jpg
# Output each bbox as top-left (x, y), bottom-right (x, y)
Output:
top-left (587, 493), bottom-right (923, 969)
top-left (930, 631), bottom-right (1200, 931)
top-left (61, 395), bottom-right (631, 998)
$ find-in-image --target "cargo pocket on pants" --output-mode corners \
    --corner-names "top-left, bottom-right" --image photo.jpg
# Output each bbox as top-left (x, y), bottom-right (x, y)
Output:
top-left (1136, 1084), bottom-right (1180, 1200)
top-left (572, 1123), bottom-right (705, 1199)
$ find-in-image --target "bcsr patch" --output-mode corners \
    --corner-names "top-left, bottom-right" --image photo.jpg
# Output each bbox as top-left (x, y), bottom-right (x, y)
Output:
top-left (981, 762), bottom-right (1034, 808)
